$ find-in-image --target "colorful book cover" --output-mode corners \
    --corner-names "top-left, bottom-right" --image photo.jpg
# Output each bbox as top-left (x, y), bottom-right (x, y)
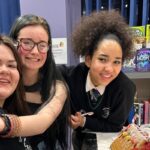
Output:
top-left (135, 48), bottom-right (150, 72)
top-left (134, 103), bottom-right (144, 126)
top-left (131, 26), bottom-right (146, 49)
top-left (122, 51), bottom-right (136, 72)
top-left (131, 26), bottom-right (145, 37)
top-left (123, 26), bottom-right (146, 72)
top-left (146, 24), bottom-right (150, 48)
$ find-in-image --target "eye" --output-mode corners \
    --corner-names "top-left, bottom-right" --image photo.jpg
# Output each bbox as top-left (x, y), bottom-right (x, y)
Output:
top-left (8, 64), bottom-right (17, 68)
top-left (23, 40), bottom-right (31, 45)
top-left (99, 57), bottom-right (107, 63)
top-left (114, 60), bottom-right (122, 65)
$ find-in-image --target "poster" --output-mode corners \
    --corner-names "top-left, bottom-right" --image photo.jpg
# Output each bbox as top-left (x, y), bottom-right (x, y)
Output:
top-left (52, 38), bottom-right (67, 64)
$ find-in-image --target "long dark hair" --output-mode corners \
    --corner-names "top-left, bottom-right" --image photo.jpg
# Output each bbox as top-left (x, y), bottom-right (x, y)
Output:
top-left (10, 14), bottom-right (57, 101)
top-left (0, 35), bottom-right (29, 115)
top-left (9, 15), bottom-right (70, 149)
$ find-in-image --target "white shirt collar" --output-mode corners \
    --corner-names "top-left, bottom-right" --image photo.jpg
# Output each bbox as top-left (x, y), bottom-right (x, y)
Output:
top-left (86, 72), bottom-right (105, 95)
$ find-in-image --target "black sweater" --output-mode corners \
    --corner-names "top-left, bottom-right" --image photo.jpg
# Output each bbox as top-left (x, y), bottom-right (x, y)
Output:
top-left (59, 63), bottom-right (136, 132)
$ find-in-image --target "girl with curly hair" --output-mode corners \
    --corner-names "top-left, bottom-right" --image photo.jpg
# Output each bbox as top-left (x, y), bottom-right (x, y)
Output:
top-left (59, 10), bottom-right (136, 150)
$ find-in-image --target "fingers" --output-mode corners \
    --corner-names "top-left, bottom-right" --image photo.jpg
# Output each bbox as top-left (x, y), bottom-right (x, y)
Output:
top-left (69, 112), bottom-right (84, 129)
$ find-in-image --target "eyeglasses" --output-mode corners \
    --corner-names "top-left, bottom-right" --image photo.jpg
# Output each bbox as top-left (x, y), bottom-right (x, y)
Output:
top-left (18, 38), bottom-right (49, 53)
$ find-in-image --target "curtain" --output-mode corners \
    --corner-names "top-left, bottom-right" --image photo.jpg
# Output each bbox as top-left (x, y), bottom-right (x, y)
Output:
top-left (0, 0), bottom-right (20, 34)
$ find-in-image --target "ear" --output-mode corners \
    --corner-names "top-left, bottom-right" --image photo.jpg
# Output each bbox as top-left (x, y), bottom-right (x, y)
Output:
top-left (85, 55), bottom-right (92, 68)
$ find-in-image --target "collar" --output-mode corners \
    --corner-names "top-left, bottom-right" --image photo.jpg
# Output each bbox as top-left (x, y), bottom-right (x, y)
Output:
top-left (86, 72), bottom-right (105, 95)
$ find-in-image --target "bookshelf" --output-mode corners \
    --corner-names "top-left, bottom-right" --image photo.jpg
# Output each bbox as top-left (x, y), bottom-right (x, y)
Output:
top-left (128, 73), bottom-right (150, 126)
top-left (126, 72), bottom-right (150, 79)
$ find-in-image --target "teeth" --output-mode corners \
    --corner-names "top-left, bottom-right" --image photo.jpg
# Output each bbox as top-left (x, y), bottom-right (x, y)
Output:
top-left (102, 74), bottom-right (111, 78)
top-left (27, 58), bottom-right (39, 61)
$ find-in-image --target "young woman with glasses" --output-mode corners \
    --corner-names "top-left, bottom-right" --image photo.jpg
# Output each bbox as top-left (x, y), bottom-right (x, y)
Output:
top-left (9, 15), bottom-right (70, 150)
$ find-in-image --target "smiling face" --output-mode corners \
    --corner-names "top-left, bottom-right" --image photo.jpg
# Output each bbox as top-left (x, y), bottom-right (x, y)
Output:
top-left (17, 25), bottom-right (49, 71)
top-left (85, 39), bottom-right (122, 86)
top-left (0, 44), bottom-right (20, 106)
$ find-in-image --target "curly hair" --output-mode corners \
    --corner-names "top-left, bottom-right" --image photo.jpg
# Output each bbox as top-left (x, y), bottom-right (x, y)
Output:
top-left (72, 10), bottom-right (134, 61)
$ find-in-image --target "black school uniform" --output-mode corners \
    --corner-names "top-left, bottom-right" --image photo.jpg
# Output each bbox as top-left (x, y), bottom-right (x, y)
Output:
top-left (59, 63), bottom-right (136, 149)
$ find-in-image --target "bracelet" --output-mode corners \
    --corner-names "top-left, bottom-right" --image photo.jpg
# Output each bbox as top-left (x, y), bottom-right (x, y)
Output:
top-left (0, 114), bottom-right (21, 137)
top-left (0, 114), bottom-right (11, 136)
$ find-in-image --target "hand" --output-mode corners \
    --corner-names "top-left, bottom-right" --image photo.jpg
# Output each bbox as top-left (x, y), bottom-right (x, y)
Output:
top-left (70, 112), bottom-right (85, 129)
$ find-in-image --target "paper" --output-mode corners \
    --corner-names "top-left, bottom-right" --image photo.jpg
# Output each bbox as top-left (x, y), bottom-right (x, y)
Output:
top-left (52, 38), bottom-right (67, 64)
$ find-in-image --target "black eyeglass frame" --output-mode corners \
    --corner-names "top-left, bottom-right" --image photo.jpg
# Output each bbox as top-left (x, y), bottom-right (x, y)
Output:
top-left (17, 38), bottom-right (50, 53)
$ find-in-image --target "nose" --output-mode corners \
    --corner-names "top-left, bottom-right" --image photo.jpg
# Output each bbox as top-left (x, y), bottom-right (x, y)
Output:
top-left (104, 62), bottom-right (113, 73)
top-left (31, 44), bottom-right (39, 53)
top-left (0, 65), bottom-right (10, 75)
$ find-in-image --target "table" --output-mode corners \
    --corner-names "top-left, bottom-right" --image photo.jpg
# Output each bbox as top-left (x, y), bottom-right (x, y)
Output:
top-left (71, 131), bottom-right (119, 150)
top-left (96, 132), bottom-right (119, 150)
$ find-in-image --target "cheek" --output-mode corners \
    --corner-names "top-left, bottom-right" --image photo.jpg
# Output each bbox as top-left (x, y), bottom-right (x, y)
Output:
top-left (41, 53), bottom-right (47, 57)
top-left (91, 61), bottom-right (103, 72)
top-left (18, 47), bottom-right (29, 56)
top-left (115, 66), bottom-right (122, 74)
top-left (14, 71), bottom-right (20, 84)
top-left (41, 53), bottom-right (47, 62)
top-left (11, 71), bottom-right (20, 93)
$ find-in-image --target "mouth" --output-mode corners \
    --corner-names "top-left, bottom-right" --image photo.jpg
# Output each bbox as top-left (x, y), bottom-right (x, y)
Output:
top-left (101, 73), bottom-right (112, 79)
top-left (0, 78), bottom-right (10, 84)
top-left (26, 57), bottom-right (40, 62)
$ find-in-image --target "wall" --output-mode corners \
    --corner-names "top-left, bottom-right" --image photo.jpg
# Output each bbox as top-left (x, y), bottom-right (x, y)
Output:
top-left (20, 0), bottom-right (67, 37)
top-left (20, 0), bottom-right (81, 65)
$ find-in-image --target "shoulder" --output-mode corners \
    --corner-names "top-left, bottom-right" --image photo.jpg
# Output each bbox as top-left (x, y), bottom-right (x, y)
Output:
top-left (56, 80), bottom-right (67, 91)
top-left (110, 71), bottom-right (136, 92)
top-left (49, 80), bottom-right (68, 100)
top-left (47, 80), bottom-right (68, 106)
top-left (57, 63), bottom-right (89, 79)
top-left (57, 63), bottom-right (88, 73)
top-left (55, 80), bottom-right (68, 98)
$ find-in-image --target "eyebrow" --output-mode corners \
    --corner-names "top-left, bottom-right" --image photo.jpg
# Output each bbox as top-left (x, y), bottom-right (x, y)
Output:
top-left (99, 54), bottom-right (122, 60)
top-left (8, 60), bottom-right (17, 63)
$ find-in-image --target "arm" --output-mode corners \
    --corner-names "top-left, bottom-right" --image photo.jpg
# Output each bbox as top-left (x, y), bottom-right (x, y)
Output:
top-left (0, 81), bottom-right (67, 137)
top-left (85, 82), bottom-right (136, 132)
top-left (70, 79), bottom-right (136, 132)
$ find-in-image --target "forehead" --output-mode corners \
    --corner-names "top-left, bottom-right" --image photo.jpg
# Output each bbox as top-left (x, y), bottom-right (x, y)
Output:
top-left (18, 25), bottom-right (48, 40)
top-left (96, 39), bottom-right (122, 57)
top-left (0, 44), bottom-right (15, 60)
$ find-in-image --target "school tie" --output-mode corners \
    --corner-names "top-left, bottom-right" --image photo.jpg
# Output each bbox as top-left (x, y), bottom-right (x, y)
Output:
top-left (88, 89), bottom-right (102, 110)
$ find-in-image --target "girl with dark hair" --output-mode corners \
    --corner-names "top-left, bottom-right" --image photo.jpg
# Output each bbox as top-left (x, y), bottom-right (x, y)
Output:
top-left (58, 10), bottom-right (136, 150)
top-left (9, 15), bottom-right (70, 150)
top-left (0, 35), bottom-right (68, 150)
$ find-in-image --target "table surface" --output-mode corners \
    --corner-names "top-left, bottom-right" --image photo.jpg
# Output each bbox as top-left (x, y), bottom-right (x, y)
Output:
top-left (96, 132), bottom-right (119, 150)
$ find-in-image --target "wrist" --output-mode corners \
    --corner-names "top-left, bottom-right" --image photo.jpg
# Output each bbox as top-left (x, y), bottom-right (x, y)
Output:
top-left (0, 114), bottom-right (11, 136)
top-left (0, 117), bottom-right (5, 132)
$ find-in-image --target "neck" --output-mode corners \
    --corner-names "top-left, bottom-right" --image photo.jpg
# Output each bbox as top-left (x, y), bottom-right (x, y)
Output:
top-left (23, 69), bottom-right (39, 86)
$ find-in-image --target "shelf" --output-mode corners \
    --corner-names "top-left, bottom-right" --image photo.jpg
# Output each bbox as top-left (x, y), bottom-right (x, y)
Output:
top-left (125, 72), bottom-right (150, 79)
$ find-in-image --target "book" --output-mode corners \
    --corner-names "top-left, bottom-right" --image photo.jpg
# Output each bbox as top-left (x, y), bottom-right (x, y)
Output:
top-left (146, 24), bottom-right (150, 48)
top-left (134, 103), bottom-right (144, 126)
top-left (143, 100), bottom-right (149, 124)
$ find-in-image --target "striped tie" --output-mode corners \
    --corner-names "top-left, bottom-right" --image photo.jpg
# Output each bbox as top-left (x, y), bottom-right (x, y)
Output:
top-left (88, 89), bottom-right (102, 110)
